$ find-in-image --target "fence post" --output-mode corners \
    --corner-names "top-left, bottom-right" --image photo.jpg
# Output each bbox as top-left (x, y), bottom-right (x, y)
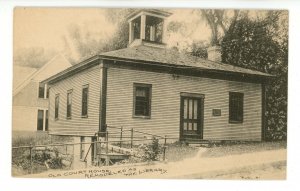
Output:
top-left (106, 131), bottom-right (109, 152)
top-left (130, 128), bottom-right (133, 148)
top-left (99, 139), bottom-right (102, 166)
top-left (120, 126), bottom-right (123, 148)
top-left (106, 131), bottom-right (108, 142)
top-left (29, 144), bottom-right (33, 174)
top-left (105, 138), bottom-right (109, 166)
top-left (163, 135), bottom-right (167, 161)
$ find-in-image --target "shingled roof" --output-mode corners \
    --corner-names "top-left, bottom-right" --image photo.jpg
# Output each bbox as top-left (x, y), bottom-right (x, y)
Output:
top-left (100, 45), bottom-right (272, 77)
top-left (43, 45), bottom-right (272, 85)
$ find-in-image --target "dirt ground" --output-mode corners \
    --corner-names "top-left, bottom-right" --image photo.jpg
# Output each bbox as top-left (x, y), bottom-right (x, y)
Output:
top-left (18, 147), bottom-right (287, 179)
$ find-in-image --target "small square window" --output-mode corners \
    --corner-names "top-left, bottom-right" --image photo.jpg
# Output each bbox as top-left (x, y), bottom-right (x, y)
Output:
top-left (133, 83), bottom-right (152, 118)
top-left (229, 92), bottom-right (244, 123)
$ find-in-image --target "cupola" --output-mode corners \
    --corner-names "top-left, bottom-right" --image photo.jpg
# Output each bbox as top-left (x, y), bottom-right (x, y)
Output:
top-left (127, 9), bottom-right (172, 48)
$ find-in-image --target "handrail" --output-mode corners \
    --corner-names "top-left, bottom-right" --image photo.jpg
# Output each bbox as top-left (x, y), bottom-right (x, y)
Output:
top-left (12, 137), bottom-right (177, 149)
top-left (132, 129), bottom-right (164, 138)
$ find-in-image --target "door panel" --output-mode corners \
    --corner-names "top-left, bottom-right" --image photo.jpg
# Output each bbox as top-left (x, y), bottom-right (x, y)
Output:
top-left (180, 96), bottom-right (203, 141)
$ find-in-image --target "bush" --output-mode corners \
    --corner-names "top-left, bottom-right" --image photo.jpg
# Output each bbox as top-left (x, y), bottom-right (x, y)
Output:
top-left (140, 136), bottom-right (161, 162)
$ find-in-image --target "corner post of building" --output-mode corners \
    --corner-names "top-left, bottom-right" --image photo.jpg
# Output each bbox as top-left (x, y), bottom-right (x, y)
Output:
top-left (261, 81), bottom-right (267, 141)
top-left (129, 21), bottom-right (133, 44)
top-left (99, 60), bottom-right (108, 137)
top-left (140, 14), bottom-right (146, 40)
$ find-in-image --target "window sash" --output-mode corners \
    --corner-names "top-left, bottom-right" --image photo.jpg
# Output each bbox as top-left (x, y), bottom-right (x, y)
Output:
top-left (133, 84), bottom-right (151, 117)
top-left (67, 91), bottom-right (72, 118)
top-left (81, 86), bottom-right (89, 116)
top-left (38, 83), bottom-right (45, 98)
top-left (55, 95), bottom-right (59, 119)
top-left (45, 110), bottom-right (49, 131)
top-left (229, 92), bottom-right (244, 122)
top-left (37, 110), bottom-right (44, 131)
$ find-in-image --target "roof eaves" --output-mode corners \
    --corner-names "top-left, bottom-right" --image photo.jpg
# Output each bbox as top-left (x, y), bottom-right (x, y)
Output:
top-left (99, 54), bottom-right (274, 78)
top-left (42, 55), bottom-right (100, 84)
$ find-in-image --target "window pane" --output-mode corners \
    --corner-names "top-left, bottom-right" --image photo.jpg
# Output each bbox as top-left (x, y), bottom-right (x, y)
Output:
top-left (37, 110), bottom-right (44, 131)
top-left (193, 123), bottom-right (198, 131)
top-left (229, 92), bottom-right (243, 122)
top-left (82, 87), bottom-right (88, 116)
top-left (67, 91), bottom-right (72, 118)
top-left (189, 99), bottom-right (193, 119)
top-left (45, 110), bottom-right (49, 131)
top-left (184, 122), bottom-right (187, 130)
top-left (55, 96), bottom-right (59, 119)
top-left (133, 17), bottom-right (141, 40)
top-left (38, 83), bottom-right (45, 98)
top-left (183, 98), bottom-right (188, 119)
top-left (134, 85), bottom-right (151, 117)
top-left (193, 100), bottom-right (198, 119)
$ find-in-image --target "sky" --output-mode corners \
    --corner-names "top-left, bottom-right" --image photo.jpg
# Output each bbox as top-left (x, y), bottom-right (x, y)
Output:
top-left (13, 8), bottom-right (212, 64)
top-left (14, 8), bottom-right (116, 60)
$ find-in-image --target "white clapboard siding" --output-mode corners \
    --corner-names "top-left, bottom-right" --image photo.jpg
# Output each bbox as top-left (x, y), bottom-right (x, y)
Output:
top-left (49, 65), bottom-right (101, 136)
top-left (106, 67), bottom-right (262, 141)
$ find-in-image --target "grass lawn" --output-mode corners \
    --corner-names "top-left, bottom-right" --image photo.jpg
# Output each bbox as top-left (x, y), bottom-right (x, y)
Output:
top-left (164, 143), bottom-right (199, 162)
top-left (12, 131), bottom-right (49, 147)
top-left (164, 141), bottom-right (287, 162)
top-left (201, 141), bottom-right (287, 158)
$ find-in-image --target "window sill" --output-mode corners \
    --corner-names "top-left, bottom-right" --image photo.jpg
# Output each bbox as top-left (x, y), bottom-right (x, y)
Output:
top-left (81, 115), bottom-right (88, 118)
top-left (55, 118), bottom-right (59, 121)
top-left (66, 117), bottom-right (72, 120)
top-left (132, 115), bottom-right (151, 119)
top-left (229, 120), bottom-right (243, 124)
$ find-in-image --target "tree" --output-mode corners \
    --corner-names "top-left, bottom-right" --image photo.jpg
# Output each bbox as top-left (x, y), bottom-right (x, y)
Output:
top-left (62, 9), bottom-right (134, 62)
top-left (199, 9), bottom-right (240, 46)
top-left (14, 47), bottom-right (56, 68)
top-left (221, 11), bottom-right (288, 140)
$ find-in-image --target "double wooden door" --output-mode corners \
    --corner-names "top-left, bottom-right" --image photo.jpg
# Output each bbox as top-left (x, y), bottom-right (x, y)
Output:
top-left (180, 95), bottom-right (204, 141)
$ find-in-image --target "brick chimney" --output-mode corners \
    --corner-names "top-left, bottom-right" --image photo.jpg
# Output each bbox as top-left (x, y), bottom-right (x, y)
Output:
top-left (207, 46), bottom-right (222, 62)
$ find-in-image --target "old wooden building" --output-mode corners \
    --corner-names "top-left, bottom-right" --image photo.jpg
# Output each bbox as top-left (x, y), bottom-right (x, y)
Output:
top-left (43, 9), bottom-right (272, 153)
top-left (13, 54), bottom-right (72, 132)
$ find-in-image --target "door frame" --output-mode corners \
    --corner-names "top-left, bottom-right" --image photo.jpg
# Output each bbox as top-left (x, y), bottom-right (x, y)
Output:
top-left (179, 92), bottom-right (204, 141)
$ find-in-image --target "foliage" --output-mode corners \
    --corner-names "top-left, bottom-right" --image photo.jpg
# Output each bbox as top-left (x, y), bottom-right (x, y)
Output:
top-left (12, 131), bottom-right (50, 147)
top-left (220, 11), bottom-right (288, 140)
top-left (62, 9), bottom-right (134, 62)
top-left (14, 47), bottom-right (57, 68)
top-left (197, 9), bottom-right (240, 46)
top-left (12, 146), bottom-right (67, 174)
top-left (139, 137), bottom-right (161, 161)
top-left (185, 40), bottom-right (209, 59)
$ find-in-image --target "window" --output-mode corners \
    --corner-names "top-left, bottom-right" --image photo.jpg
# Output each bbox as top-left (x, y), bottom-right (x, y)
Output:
top-left (37, 110), bottom-right (44, 131)
top-left (133, 83), bottom-right (152, 117)
top-left (132, 17), bottom-right (141, 40)
top-left (67, 90), bottom-right (73, 118)
top-left (45, 110), bottom-right (49, 131)
top-left (229, 92), bottom-right (244, 123)
top-left (38, 83), bottom-right (45, 98)
top-left (46, 87), bottom-right (49, 98)
top-left (55, 95), bottom-right (59, 119)
top-left (145, 16), bottom-right (163, 43)
top-left (80, 137), bottom-right (85, 160)
top-left (81, 85), bottom-right (89, 117)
